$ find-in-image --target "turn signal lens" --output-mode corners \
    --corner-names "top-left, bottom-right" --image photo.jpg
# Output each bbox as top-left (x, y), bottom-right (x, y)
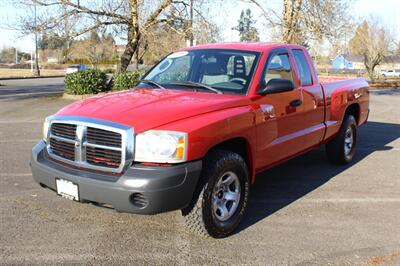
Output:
top-left (43, 117), bottom-right (50, 142)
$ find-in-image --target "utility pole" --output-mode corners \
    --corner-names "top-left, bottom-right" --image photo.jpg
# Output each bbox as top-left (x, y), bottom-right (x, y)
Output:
top-left (33, 4), bottom-right (40, 77)
top-left (31, 50), bottom-right (34, 72)
top-left (15, 48), bottom-right (18, 64)
top-left (189, 0), bottom-right (194, 46)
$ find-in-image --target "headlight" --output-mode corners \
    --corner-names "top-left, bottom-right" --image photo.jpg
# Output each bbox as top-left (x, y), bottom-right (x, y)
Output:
top-left (43, 117), bottom-right (50, 142)
top-left (134, 130), bottom-right (187, 163)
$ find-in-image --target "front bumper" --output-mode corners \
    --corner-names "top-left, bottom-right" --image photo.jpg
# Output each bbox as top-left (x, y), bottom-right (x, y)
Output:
top-left (30, 141), bottom-right (202, 214)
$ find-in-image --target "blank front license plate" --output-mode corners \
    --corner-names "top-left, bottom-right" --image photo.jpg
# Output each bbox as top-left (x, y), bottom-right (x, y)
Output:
top-left (56, 178), bottom-right (79, 201)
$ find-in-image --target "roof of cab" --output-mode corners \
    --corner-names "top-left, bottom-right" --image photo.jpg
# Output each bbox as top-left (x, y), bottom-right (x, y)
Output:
top-left (181, 42), bottom-right (300, 52)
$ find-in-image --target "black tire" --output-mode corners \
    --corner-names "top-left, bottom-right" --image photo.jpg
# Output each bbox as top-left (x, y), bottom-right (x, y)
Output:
top-left (182, 150), bottom-right (250, 238)
top-left (326, 114), bottom-right (357, 164)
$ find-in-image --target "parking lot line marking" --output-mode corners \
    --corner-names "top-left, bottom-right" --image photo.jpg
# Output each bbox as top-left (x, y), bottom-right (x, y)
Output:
top-left (0, 121), bottom-right (42, 123)
top-left (0, 91), bottom-right (63, 97)
top-left (0, 173), bottom-right (32, 177)
top-left (358, 147), bottom-right (400, 151)
top-left (0, 140), bottom-right (38, 143)
top-left (253, 198), bottom-right (400, 203)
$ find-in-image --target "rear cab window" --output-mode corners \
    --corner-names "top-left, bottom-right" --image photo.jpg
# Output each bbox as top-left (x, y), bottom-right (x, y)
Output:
top-left (292, 49), bottom-right (313, 86)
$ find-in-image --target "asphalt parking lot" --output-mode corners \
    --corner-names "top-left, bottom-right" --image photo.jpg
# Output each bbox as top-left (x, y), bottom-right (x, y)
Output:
top-left (0, 86), bottom-right (399, 265)
top-left (0, 77), bottom-right (64, 100)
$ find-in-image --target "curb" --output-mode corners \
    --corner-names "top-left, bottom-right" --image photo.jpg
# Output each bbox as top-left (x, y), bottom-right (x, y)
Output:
top-left (0, 75), bottom-right (65, 81)
top-left (369, 84), bottom-right (400, 88)
top-left (62, 93), bottom-right (96, 100)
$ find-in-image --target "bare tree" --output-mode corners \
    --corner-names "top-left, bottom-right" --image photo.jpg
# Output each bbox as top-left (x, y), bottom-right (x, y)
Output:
top-left (349, 20), bottom-right (392, 81)
top-left (246, 0), bottom-right (352, 45)
top-left (16, 0), bottom-right (175, 72)
top-left (161, 0), bottom-right (220, 44)
top-left (396, 41), bottom-right (400, 56)
top-left (137, 0), bottom-right (220, 65)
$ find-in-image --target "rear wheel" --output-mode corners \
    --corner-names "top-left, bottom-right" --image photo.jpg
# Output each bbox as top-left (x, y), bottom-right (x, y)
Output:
top-left (182, 150), bottom-right (250, 238)
top-left (326, 114), bottom-right (357, 164)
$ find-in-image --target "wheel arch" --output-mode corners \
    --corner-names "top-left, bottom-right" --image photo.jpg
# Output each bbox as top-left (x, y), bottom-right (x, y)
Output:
top-left (345, 103), bottom-right (360, 125)
top-left (205, 137), bottom-right (255, 183)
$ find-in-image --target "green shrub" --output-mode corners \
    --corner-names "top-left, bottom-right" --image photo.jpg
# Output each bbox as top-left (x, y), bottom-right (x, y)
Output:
top-left (113, 70), bottom-right (144, 90)
top-left (102, 68), bottom-right (115, 74)
top-left (65, 69), bottom-right (108, 95)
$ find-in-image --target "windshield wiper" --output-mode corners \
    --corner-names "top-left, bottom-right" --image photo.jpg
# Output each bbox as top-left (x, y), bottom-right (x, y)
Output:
top-left (169, 81), bottom-right (223, 94)
top-left (139, 80), bottom-right (166, 90)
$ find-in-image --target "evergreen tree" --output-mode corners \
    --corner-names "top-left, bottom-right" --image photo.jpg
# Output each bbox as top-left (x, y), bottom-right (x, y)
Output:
top-left (38, 33), bottom-right (49, 49)
top-left (38, 33), bottom-right (65, 50)
top-left (233, 9), bottom-right (260, 42)
top-left (103, 33), bottom-right (116, 45)
top-left (89, 30), bottom-right (101, 43)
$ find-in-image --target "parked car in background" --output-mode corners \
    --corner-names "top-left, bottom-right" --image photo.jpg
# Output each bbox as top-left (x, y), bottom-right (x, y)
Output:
top-left (380, 69), bottom-right (400, 77)
top-left (66, 64), bottom-right (88, 75)
top-left (31, 43), bottom-right (369, 238)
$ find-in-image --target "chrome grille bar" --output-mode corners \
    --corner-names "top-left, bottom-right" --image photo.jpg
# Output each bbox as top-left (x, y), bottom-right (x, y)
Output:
top-left (75, 125), bottom-right (86, 163)
top-left (83, 142), bottom-right (122, 151)
top-left (49, 134), bottom-right (76, 144)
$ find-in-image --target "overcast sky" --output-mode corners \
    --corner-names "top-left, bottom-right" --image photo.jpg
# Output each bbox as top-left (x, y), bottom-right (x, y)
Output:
top-left (0, 0), bottom-right (399, 53)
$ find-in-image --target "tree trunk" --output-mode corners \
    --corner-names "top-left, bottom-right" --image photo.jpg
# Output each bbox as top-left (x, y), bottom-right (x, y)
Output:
top-left (365, 53), bottom-right (384, 82)
top-left (365, 61), bottom-right (375, 82)
top-left (117, 0), bottom-right (140, 73)
top-left (282, 0), bottom-right (290, 42)
top-left (135, 43), bottom-right (140, 70)
top-left (118, 38), bottom-right (139, 73)
top-left (282, 0), bottom-right (302, 43)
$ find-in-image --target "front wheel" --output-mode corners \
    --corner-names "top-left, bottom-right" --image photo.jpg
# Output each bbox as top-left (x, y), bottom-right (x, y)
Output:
top-left (326, 114), bottom-right (357, 164)
top-left (182, 150), bottom-right (250, 238)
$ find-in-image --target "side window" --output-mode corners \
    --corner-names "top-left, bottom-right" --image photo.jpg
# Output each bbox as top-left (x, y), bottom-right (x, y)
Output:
top-left (263, 53), bottom-right (294, 84)
top-left (292, 49), bottom-right (313, 86)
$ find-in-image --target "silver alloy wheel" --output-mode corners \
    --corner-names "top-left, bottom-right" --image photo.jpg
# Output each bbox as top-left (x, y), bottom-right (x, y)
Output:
top-left (212, 171), bottom-right (241, 222)
top-left (344, 126), bottom-right (354, 156)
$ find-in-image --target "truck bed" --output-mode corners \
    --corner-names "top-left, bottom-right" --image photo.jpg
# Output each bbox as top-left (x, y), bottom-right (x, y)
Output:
top-left (319, 77), bottom-right (369, 142)
top-left (318, 75), bottom-right (361, 83)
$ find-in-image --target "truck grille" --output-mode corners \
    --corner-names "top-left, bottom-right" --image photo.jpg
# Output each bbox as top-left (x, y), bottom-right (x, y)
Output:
top-left (51, 123), bottom-right (76, 139)
top-left (49, 138), bottom-right (75, 161)
top-left (86, 146), bottom-right (121, 168)
top-left (46, 118), bottom-right (134, 173)
top-left (87, 127), bottom-right (122, 147)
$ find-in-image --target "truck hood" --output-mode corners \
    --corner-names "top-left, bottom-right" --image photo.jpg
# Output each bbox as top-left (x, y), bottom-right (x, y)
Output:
top-left (56, 88), bottom-right (247, 132)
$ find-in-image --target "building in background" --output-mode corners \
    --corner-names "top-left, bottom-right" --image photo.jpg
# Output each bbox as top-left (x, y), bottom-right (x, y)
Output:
top-left (331, 54), bottom-right (363, 70)
top-left (381, 56), bottom-right (400, 71)
top-left (332, 54), bottom-right (400, 71)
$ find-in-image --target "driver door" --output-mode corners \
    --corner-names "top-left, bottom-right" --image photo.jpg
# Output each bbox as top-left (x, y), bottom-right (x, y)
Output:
top-left (255, 50), bottom-right (306, 169)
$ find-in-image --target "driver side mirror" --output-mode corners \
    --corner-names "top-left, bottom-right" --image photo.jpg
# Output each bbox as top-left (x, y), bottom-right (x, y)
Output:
top-left (259, 79), bottom-right (294, 95)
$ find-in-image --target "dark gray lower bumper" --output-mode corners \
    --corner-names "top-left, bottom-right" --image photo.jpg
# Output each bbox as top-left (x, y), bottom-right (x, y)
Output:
top-left (30, 141), bottom-right (202, 214)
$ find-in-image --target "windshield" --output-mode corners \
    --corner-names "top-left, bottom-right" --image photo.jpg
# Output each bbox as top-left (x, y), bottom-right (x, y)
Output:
top-left (141, 49), bottom-right (260, 94)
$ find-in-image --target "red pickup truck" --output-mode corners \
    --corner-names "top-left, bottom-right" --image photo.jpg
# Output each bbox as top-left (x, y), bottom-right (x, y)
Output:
top-left (31, 43), bottom-right (369, 238)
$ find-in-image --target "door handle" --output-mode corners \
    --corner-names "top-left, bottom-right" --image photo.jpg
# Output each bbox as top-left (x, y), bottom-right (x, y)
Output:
top-left (290, 99), bottom-right (303, 107)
